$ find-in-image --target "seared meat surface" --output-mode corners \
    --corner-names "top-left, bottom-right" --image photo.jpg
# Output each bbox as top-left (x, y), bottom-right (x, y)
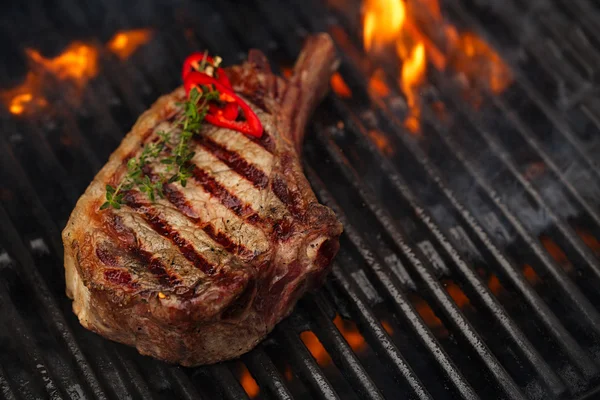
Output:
top-left (62, 34), bottom-right (342, 366)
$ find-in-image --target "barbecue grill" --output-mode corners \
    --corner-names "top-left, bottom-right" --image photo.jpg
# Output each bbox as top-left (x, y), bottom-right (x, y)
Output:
top-left (1, 0), bottom-right (600, 399)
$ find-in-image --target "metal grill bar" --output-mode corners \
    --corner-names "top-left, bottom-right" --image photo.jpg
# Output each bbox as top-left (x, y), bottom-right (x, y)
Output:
top-left (0, 0), bottom-right (599, 398)
top-left (327, 264), bottom-right (432, 400)
top-left (0, 203), bottom-right (109, 399)
top-left (306, 159), bottom-right (526, 399)
top-left (0, 363), bottom-right (17, 400)
top-left (307, 294), bottom-right (385, 400)
top-left (313, 5), bottom-right (600, 375)
top-left (447, 0), bottom-right (600, 181)
top-left (243, 347), bottom-right (294, 400)
top-left (313, 123), bottom-right (567, 397)
top-left (209, 364), bottom-right (249, 400)
top-left (277, 324), bottom-right (340, 400)
top-left (0, 283), bottom-right (65, 400)
top-left (306, 167), bottom-right (480, 400)
top-left (427, 81), bottom-right (600, 279)
top-left (327, 92), bottom-right (598, 379)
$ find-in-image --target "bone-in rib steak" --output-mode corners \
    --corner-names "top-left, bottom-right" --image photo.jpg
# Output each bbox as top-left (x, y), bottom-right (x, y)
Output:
top-left (62, 34), bottom-right (343, 366)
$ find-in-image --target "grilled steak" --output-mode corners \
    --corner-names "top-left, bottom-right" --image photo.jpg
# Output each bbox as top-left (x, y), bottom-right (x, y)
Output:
top-left (62, 33), bottom-right (343, 366)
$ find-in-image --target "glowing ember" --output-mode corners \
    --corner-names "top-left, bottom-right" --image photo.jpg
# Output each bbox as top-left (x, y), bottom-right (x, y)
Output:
top-left (412, 295), bottom-right (448, 337)
top-left (523, 264), bottom-right (541, 285)
top-left (107, 29), bottom-right (153, 60)
top-left (238, 364), bottom-right (260, 398)
top-left (381, 319), bottom-right (394, 335)
top-left (333, 315), bottom-right (367, 352)
top-left (577, 228), bottom-right (600, 257)
top-left (445, 281), bottom-right (470, 308)
top-left (330, 72), bottom-right (352, 98)
top-left (300, 331), bottom-right (332, 366)
top-left (284, 366), bottom-right (293, 381)
top-left (540, 236), bottom-right (573, 273)
top-left (362, 0), bottom-right (513, 132)
top-left (487, 274), bottom-right (504, 296)
top-left (368, 129), bottom-right (393, 155)
top-left (369, 68), bottom-right (391, 97)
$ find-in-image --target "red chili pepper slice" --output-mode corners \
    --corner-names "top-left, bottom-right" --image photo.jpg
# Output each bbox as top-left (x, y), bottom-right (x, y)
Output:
top-left (181, 53), bottom-right (232, 88)
top-left (182, 53), bottom-right (238, 120)
top-left (184, 72), bottom-right (263, 138)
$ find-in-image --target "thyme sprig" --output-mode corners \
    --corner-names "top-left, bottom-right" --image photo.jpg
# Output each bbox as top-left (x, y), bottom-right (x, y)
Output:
top-left (101, 87), bottom-right (218, 210)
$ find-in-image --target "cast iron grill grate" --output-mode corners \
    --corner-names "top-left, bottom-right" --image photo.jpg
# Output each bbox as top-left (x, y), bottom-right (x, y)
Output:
top-left (0, 0), bottom-right (600, 399)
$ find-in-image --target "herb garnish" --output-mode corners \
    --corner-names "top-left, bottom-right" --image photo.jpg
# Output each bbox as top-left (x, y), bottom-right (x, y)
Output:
top-left (101, 86), bottom-right (219, 210)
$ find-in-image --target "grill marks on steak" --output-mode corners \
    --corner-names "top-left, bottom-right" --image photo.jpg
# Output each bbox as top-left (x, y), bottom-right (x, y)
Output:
top-left (98, 107), bottom-right (283, 283)
top-left (63, 34), bottom-right (342, 365)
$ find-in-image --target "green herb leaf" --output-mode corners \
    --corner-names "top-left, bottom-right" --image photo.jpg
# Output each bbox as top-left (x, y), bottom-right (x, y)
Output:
top-left (101, 60), bottom-right (222, 211)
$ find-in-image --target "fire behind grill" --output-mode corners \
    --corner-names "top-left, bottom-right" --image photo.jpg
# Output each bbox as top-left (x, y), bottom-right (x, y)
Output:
top-left (1, 0), bottom-right (600, 399)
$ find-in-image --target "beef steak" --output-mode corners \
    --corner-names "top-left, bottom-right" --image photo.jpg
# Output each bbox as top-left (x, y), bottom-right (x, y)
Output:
top-left (62, 33), bottom-right (343, 366)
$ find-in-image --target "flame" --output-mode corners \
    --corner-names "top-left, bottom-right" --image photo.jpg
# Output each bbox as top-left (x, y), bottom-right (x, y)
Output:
top-left (447, 32), bottom-right (512, 95)
top-left (330, 72), bottom-right (352, 98)
top-left (362, 0), bottom-right (512, 131)
top-left (400, 42), bottom-right (426, 132)
top-left (577, 228), bottom-right (600, 257)
top-left (334, 315), bottom-right (367, 352)
top-left (540, 236), bottom-right (573, 273)
top-left (300, 331), bottom-right (332, 366)
top-left (2, 29), bottom-right (153, 116)
top-left (1, 72), bottom-right (47, 115)
top-left (107, 29), bottom-right (153, 60)
top-left (363, 0), bottom-right (406, 53)
top-left (27, 42), bottom-right (99, 87)
top-left (238, 364), bottom-right (260, 398)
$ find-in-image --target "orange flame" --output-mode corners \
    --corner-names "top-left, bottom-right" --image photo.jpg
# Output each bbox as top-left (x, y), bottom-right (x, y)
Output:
top-left (330, 72), bottom-right (353, 98)
top-left (238, 364), bottom-right (260, 398)
top-left (27, 42), bottom-right (99, 87)
top-left (400, 42), bottom-right (426, 132)
top-left (1, 72), bottom-right (47, 115)
top-left (2, 43), bottom-right (99, 115)
top-left (362, 0), bottom-right (512, 131)
top-left (300, 331), bottom-right (332, 367)
top-left (2, 29), bottom-right (152, 116)
top-left (363, 0), bottom-right (406, 53)
top-left (447, 32), bottom-right (512, 95)
top-left (107, 29), bottom-right (153, 60)
top-left (333, 315), bottom-right (367, 352)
